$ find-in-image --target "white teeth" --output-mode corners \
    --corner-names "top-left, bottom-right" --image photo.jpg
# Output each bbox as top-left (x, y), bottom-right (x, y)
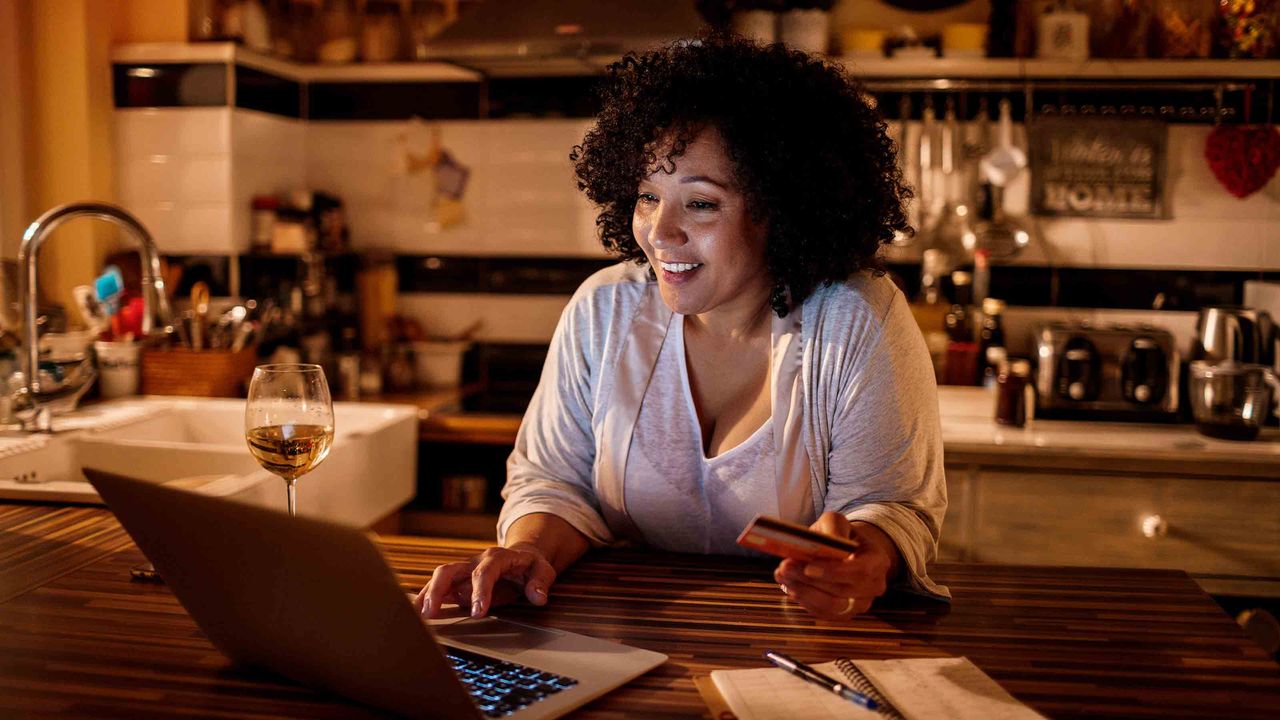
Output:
top-left (660, 261), bottom-right (703, 273)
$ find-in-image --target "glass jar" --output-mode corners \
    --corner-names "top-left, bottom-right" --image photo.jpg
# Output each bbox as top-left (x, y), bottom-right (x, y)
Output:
top-left (1217, 0), bottom-right (1280, 58)
top-left (1084, 0), bottom-right (1151, 57)
top-left (408, 0), bottom-right (450, 60)
top-left (188, 0), bottom-right (228, 41)
top-left (1151, 0), bottom-right (1214, 58)
top-left (317, 0), bottom-right (358, 63)
top-left (284, 0), bottom-right (319, 62)
top-left (361, 0), bottom-right (404, 62)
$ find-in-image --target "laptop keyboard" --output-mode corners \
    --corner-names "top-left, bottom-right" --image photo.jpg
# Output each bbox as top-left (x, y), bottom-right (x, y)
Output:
top-left (445, 646), bottom-right (579, 718)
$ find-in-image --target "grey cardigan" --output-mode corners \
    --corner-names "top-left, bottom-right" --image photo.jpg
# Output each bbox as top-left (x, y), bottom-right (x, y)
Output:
top-left (498, 263), bottom-right (949, 600)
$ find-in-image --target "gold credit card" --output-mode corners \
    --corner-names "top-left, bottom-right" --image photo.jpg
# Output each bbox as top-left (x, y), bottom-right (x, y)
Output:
top-left (735, 514), bottom-right (859, 561)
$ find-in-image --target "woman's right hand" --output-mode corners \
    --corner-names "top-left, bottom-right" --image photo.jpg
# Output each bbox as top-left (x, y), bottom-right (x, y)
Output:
top-left (414, 543), bottom-right (557, 619)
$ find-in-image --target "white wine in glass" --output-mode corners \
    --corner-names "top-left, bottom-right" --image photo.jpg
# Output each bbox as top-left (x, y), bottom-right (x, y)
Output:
top-left (245, 363), bottom-right (334, 516)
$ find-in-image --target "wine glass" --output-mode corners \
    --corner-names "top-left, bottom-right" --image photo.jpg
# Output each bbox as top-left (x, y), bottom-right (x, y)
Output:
top-left (245, 363), bottom-right (334, 516)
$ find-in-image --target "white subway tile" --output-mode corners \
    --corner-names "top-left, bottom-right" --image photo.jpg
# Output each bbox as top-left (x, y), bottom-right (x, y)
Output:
top-left (114, 107), bottom-right (232, 156)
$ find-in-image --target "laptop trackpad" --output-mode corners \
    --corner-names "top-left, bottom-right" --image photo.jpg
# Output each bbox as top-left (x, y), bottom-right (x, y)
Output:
top-left (435, 616), bottom-right (563, 654)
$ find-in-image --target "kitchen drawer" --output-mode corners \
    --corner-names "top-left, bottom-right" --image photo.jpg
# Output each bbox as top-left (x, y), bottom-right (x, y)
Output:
top-left (971, 471), bottom-right (1280, 579)
top-left (967, 471), bottom-right (1280, 576)
top-left (972, 472), bottom-right (1161, 568)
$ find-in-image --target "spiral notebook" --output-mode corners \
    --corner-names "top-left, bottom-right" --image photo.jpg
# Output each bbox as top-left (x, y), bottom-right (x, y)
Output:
top-left (708, 656), bottom-right (1046, 720)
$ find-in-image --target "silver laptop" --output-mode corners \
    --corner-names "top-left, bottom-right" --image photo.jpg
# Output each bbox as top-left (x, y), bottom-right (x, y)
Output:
top-left (86, 469), bottom-right (667, 719)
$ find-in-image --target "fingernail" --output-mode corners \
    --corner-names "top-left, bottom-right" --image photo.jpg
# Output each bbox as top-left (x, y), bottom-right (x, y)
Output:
top-left (422, 597), bottom-right (432, 616)
top-left (532, 586), bottom-right (547, 604)
top-left (779, 584), bottom-right (790, 595)
top-left (471, 600), bottom-right (483, 617)
top-left (803, 564), bottom-right (824, 579)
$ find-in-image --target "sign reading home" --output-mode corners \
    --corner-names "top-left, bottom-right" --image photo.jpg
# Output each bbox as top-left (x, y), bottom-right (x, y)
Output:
top-left (1029, 118), bottom-right (1168, 219)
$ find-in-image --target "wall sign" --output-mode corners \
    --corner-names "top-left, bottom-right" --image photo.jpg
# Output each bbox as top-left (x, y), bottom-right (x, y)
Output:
top-left (1029, 118), bottom-right (1169, 219)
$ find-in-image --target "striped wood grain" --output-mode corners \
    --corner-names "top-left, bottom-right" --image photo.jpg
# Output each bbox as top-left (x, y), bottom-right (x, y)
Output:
top-left (1, 508), bottom-right (1278, 718)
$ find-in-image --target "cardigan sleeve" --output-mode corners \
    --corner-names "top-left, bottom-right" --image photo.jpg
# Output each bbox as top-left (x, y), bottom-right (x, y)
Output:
top-left (497, 290), bottom-right (615, 547)
top-left (823, 292), bottom-right (951, 601)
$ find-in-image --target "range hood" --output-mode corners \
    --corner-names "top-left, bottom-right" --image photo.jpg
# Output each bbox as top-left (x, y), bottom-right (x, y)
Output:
top-left (423, 0), bottom-right (708, 76)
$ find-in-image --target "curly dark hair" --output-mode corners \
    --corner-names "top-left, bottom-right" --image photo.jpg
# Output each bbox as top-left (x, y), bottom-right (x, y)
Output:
top-left (570, 34), bottom-right (910, 317)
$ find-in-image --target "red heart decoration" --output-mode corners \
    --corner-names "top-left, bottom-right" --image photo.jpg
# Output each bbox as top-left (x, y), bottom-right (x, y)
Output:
top-left (1204, 124), bottom-right (1280, 199)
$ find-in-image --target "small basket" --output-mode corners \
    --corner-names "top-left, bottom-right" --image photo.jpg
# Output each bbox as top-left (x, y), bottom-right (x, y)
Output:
top-left (141, 346), bottom-right (259, 398)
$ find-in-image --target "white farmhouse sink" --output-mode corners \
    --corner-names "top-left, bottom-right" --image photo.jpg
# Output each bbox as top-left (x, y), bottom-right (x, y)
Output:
top-left (0, 397), bottom-right (419, 527)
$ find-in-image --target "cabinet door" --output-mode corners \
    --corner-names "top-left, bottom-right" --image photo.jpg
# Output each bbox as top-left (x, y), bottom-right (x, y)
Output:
top-left (937, 464), bottom-right (972, 562)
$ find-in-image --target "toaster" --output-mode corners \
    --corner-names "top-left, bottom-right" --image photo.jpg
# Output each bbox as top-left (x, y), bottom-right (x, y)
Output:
top-left (1034, 323), bottom-right (1180, 422)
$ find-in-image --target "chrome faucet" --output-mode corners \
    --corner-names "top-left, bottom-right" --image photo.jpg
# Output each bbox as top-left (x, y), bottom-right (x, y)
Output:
top-left (14, 202), bottom-right (174, 430)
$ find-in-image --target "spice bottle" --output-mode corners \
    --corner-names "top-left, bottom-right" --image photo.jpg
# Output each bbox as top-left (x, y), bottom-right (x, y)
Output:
top-left (996, 358), bottom-right (1033, 427)
top-left (361, 0), bottom-right (404, 62)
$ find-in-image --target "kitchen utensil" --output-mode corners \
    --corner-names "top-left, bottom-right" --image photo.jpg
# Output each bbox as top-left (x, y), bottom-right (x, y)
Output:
top-left (921, 102), bottom-right (973, 268)
top-left (190, 282), bottom-right (210, 351)
top-left (979, 98), bottom-right (1027, 188)
top-left (1194, 305), bottom-right (1275, 366)
top-left (1188, 360), bottom-right (1280, 441)
top-left (94, 266), bottom-right (124, 315)
top-left (72, 285), bottom-right (110, 335)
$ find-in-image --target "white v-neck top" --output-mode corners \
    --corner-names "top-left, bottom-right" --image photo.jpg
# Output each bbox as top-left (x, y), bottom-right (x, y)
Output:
top-left (623, 317), bottom-right (778, 554)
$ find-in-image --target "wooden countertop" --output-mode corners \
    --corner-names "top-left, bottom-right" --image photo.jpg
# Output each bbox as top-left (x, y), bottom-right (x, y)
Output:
top-left (2, 503), bottom-right (1278, 718)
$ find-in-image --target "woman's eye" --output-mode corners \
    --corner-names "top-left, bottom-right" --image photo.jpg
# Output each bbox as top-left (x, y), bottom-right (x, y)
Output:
top-left (636, 193), bottom-right (658, 205)
top-left (688, 200), bottom-right (718, 211)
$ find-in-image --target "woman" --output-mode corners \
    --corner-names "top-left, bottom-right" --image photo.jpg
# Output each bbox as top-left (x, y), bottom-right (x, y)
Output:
top-left (416, 34), bottom-right (948, 622)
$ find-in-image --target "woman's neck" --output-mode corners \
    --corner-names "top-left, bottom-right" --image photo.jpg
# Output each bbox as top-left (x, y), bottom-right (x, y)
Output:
top-left (684, 285), bottom-right (774, 343)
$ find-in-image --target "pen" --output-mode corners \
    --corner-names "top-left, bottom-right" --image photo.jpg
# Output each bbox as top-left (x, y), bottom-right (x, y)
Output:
top-left (763, 650), bottom-right (878, 711)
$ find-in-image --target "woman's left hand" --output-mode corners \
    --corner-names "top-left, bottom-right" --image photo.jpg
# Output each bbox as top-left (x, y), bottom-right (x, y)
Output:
top-left (773, 512), bottom-right (902, 620)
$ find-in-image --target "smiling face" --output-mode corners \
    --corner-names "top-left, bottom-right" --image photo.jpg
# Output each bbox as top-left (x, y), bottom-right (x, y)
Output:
top-left (631, 126), bottom-right (772, 326)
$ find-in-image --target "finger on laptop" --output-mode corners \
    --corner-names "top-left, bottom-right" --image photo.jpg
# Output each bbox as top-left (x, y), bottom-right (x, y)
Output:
top-left (469, 547), bottom-right (547, 617)
top-left (423, 561), bottom-right (474, 618)
top-left (522, 558), bottom-right (555, 607)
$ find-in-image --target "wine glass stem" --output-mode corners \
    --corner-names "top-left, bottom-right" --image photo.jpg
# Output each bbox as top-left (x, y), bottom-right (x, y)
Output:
top-left (285, 478), bottom-right (297, 516)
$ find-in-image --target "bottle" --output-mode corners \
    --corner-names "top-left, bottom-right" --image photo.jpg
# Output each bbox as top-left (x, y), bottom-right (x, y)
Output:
top-left (913, 249), bottom-right (951, 383)
top-left (945, 271), bottom-right (973, 343)
top-left (360, 0), bottom-right (404, 62)
top-left (995, 358), bottom-right (1033, 427)
top-left (978, 297), bottom-right (1008, 386)
top-left (972, 247), bottom-right (991, 310)
top-left (336, 326), bottom-right (360, 400)
top-left (987, 0), bottom-right (1018, 57)
top-left (941, 271), bottom-right (980, 387)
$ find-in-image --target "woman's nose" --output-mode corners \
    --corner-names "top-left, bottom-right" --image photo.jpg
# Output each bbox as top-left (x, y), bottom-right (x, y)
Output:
top-left (648, 202), bottom-right (686, 249)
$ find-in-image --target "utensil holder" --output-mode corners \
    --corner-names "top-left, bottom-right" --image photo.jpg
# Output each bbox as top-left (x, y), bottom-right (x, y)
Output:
top-left (141, 346), bottom-right (258, 398)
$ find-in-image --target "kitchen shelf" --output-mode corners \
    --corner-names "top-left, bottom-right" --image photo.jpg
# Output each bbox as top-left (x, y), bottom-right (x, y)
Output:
top-left (112, 42), bottom-right (481, 83)
top-left (115, 42), bottom-right (1280, 84)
